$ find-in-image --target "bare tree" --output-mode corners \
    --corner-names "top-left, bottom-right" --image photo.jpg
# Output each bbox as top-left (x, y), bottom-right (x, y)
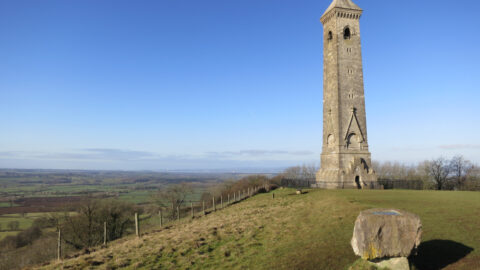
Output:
top-left (450, 155), bottom-right (473, 189)
top-left (373, 161), bottom-right (419, 180)
top-left (60, 199), bottom-right (137, 249)
top-left (416, 160), bottom-right (433, 189)
top-left (61, 200), bottom-right (102, 249)
top-left (97, 199), bottom-right (136, 242)
top-left (282, 164), bottom-right (317, 180)
top-left (283, 166), bottom-right (302, 180)
top-left (301, 164), bottom-right (317, 180)
top-left (428, 158), bottom-right (450, 190)
top-left (153, 183), bottom-right (193, 218)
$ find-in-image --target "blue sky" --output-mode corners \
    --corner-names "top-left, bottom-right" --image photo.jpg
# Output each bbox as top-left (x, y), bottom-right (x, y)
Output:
top-left (1, 0), bottom-right (479, 171)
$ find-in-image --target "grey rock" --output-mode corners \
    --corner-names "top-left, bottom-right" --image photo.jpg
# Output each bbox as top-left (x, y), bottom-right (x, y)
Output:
top-left (374, 257), bottom-right (410, 270)
top-left (351, 208), bottom-right (422, 260)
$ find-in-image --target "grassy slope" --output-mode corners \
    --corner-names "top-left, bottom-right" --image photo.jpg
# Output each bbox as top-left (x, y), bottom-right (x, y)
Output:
top-left (36, 189), bottom-right (480, 270)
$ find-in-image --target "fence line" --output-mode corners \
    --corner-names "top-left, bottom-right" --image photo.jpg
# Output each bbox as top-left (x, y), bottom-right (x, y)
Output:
top-left (53, 186), bottom-right (265, 263)
top-left (280, 178), bottom-right (424, 190)
top-left (280, 179), bottom-right (316, 188)
top-left (133, 186), bottom-right (262, 237)
top-left (281, 178), bottom-right (480, 191)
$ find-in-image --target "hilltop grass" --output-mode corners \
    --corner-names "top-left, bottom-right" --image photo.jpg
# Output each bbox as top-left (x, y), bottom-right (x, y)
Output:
top-left (36, 189), bottom-right (480, 270)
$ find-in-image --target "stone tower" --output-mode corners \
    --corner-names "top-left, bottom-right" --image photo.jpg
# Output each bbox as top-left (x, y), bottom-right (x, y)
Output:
top-left (314, 0), bottom-right (378, 189)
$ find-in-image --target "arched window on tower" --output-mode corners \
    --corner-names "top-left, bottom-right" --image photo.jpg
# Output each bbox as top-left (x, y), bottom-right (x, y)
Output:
top-left (328, 31), bottom-right (333, 41)
top-left (344, 27), bottom-right (351, 40)
top-left (347, 133), bottom-right (360, 149)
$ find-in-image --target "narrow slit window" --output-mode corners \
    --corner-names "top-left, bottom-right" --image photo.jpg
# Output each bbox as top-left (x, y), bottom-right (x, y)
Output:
top-left (328, 31), bottom-right (333, 41)
top-left (344, 27), bottom-right (351, 39)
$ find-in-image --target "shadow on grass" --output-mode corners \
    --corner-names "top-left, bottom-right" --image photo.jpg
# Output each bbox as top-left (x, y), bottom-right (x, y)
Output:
top-left (409, 240), bottom-right (473, 270)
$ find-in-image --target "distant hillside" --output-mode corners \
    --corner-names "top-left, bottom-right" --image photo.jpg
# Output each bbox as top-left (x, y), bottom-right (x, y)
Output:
top-left (35, 189), bottom-right (480, 270)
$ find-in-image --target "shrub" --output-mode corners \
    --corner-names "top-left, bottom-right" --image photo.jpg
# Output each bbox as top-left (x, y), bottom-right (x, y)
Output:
top-left (0, 225), bottom-right (42, 251)
top-left (32, 216), bottom-right (56, 229)
top-left (7, 221), bottom-right (20, 231)
top-left (61, 199), bottom-right (138, 250)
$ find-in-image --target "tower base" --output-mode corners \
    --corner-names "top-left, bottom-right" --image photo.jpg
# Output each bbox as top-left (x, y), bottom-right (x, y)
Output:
top-left (313, 156), bottom-right (380, 189)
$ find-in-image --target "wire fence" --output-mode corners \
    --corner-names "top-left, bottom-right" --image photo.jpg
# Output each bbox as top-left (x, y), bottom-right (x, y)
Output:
top-left (153, 187), bottom-right (258, 226)
top-left (281, 178), bottom-right (480, 191)
top-left (55, 185), bottom-right (264, 261)
top-left (280, 178), bottom-right (316, 188)
top-left (281, 178), bottom-right (424, 190)
top-left (378, 179), bottom-right (424, 190)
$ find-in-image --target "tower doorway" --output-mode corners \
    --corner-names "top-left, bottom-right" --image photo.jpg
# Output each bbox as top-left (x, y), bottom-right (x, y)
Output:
top-left (355, 176), bottom-right (361, 189)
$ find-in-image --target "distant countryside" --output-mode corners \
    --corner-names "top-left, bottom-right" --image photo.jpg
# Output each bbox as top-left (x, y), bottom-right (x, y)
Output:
top-left (0, 156), bottom-right (479, 269)
top-left (0, 168), bottom-right (274, 269)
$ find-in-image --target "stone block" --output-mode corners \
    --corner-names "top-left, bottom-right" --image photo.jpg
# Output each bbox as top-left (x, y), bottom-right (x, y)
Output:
top-left (351, 208), bottom-right (422, 260)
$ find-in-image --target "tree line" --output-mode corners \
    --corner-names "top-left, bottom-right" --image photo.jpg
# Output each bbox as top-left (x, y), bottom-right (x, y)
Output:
top-left (275, 156), bottom-right (479, 191)
top-left (373, 155), bottom-right (479, 190)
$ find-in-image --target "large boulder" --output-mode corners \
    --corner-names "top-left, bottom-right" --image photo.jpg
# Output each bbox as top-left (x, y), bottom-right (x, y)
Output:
top-left (351, 208), bottom-right (422, 260)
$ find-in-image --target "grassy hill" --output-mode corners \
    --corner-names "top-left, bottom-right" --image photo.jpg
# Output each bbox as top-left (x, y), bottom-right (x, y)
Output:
top-left (35, 189), bottom-right (480, 270)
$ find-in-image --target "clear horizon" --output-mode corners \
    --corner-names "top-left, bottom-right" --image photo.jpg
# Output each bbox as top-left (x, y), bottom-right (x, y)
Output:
top-left (1, 0), bottom-right (479, 170)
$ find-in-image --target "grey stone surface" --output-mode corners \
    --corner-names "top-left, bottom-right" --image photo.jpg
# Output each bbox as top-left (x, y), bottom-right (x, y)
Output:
top-left (351, 209), bottom-right (422, 260)
top-left (316, 0), bottom-right (378, 189)
top-left (323, 0), bottom-right (362, 17)
top-left (374, 257), bottom-right (410, 270)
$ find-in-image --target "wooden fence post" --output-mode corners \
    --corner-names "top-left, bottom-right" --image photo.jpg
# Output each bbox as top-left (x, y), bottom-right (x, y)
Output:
top-left (233, 192), bottom-right (236, 202)
top-left (177, 206), bottom-right (180, 221)
top-left (135, 213), bottom-right (139, 237)
top-left (272, 193), bottom-right (275, 199)
top-left (104, 221), bottom-right (107, 246)
top-left (213, 197), bottom-right (216, 211)
top-left (191, 202), bottom-right (194, 218)
top-left (57, 229), bottom-right (61, 261)
top-left (203, 200), bottom-right (205, 216)
top-left (221, 195), bottom-right (223, 209)
top-left (228, 194), bottom-right (230, 204)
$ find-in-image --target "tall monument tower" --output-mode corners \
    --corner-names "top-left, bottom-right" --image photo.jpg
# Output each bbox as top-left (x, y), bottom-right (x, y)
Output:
top-left (315, 0), bottom-right (378, 189)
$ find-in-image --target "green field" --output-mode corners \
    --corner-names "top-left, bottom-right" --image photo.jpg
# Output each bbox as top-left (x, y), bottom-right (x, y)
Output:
top-left (0, 215), bottom-right (34, 229)
top-left (39, 189), bottom-right (480, 270)
top-left (0, 213), bottom-right (60, 241)
top-left (0, 215), bottom-right (33, 241)
top-left (0, 231), bottom-right (20, 241)
top-left (0, 170), bottom-right (234, 200)
top-left (0, 202), bottom-right (19, 208)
